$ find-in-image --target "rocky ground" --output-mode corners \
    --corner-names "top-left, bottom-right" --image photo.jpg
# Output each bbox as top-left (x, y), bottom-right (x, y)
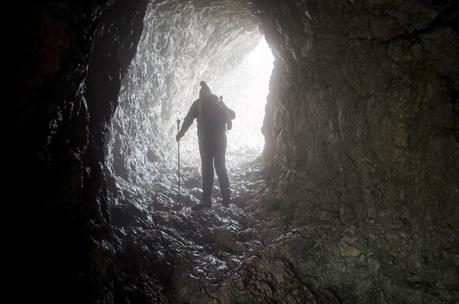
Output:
top-left (107, 155), bottom-right (458, 304)
top-left (108, 159), bottom-right (339, 304)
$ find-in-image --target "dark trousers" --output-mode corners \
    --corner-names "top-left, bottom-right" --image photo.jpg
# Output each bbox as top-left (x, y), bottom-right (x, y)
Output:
top-left (198, 131), bottom-right (230, 203)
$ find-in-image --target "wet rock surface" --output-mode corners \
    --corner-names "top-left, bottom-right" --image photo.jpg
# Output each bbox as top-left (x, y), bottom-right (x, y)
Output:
top-left (109, 158), bottom-right (459, 303)
top-left (108, 162), bottom-right (338, 304)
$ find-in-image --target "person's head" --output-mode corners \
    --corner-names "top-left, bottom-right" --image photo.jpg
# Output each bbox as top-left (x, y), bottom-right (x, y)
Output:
top-left (199, 81), bottom-right (211, 98)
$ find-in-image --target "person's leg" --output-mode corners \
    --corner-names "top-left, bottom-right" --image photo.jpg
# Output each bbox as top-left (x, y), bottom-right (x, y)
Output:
top-left (214, 132), bottom-right (230, 205)
top-left (199, 134), bottom-right (214, 205)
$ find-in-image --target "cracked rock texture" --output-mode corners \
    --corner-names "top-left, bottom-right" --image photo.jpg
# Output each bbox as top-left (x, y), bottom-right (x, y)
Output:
top-left (10, 0), bottom-right (459, 303)
top-left (258, 1), bottom-right (459, 302)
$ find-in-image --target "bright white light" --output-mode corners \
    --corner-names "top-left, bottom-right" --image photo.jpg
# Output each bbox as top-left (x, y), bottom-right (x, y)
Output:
top-left (179, 37), bottom-right (274, 168)
top-left (214, 38), bottom-right (274, 165)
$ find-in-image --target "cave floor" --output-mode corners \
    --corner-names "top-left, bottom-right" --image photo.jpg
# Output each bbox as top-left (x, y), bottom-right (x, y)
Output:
top-left (110, 159), bottom-right (315, 302)
top-left (109, 154), bottom-right (455, 303)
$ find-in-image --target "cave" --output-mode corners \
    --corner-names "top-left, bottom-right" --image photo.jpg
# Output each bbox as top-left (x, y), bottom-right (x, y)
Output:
top-left (11, 0), bottom-right (458, 303)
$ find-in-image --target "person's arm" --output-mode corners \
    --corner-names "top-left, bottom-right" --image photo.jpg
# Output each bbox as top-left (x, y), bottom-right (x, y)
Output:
top-left (220, 99), bottom-right (235, 130)
top-left (227, 119), bottom-right (232, 131)
top-left (176, 100), bottom-right (198, 141)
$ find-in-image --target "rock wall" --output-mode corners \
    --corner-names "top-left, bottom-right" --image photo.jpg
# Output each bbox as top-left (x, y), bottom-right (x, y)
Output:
top-left (9, 1), bottom-right (148, 302)
top-left (257, 0), bottom-right (459, 302)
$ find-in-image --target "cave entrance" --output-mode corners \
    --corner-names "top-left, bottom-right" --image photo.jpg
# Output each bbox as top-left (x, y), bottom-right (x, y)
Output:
top-left (107, 1), bottom-right (274, 187)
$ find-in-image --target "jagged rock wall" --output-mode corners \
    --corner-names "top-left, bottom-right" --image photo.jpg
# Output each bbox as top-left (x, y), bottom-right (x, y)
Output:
top-left (257, 0), bottom-right (459, 302)
top-left (105, 0), bottom-right (259, 188)
top-left (9, 1), bottom-right (148, 303)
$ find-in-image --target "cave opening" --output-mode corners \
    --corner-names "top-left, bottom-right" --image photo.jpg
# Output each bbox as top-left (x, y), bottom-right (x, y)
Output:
top-left (106, 0), bottom-right (274, 193)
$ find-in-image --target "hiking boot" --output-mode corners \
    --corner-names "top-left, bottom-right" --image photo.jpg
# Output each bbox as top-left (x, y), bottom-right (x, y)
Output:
top-left (192, 201), bottom-right (211, 210)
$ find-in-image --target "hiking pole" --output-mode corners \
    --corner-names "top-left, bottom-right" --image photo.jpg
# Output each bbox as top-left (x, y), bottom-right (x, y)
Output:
top-left (177, 119), bottom-right (181, 195)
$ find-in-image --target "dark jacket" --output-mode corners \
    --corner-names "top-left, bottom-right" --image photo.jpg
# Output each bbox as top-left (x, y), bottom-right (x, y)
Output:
top-left (180, 94), bottom-right (234, 136)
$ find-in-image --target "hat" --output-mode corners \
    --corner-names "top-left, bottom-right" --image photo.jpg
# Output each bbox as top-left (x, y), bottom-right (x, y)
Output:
top-left (199, 81), bottom-right (211, 98)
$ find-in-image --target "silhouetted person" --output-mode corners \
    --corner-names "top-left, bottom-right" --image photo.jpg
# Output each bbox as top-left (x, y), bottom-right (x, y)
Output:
top-left (176, 81), bottom-right (235, 209)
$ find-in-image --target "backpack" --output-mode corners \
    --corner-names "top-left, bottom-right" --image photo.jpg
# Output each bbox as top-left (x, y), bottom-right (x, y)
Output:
top-left (198, 95), bottom-right (235, 124)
